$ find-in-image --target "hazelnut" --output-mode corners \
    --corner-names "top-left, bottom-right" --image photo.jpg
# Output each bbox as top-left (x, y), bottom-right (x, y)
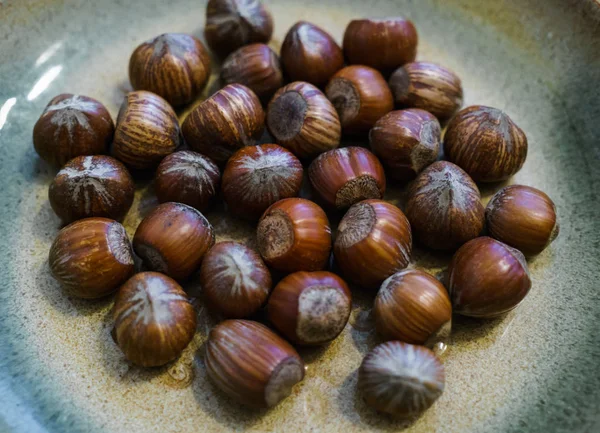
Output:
top-left (257, 198), bottom-right (331, 273)
top-left (369, 109), bottom-right (441, 182)
top-left (448, 237), bottom-right (532, 318)
top-left (280, 21), bottom-right (344, 87)
top-left (222, 144), bottom-right (303, 220)
top-left (133, 202), bottom-right (215, 280)
top-left (444, 105), bottom-right (528, 182)
top-left (113, 272), bottom-right (197, 367)
top-left (49, 218), bottom-right (134, 299)
top-left (343, 18), bottom-right (418, 74)
top-left (155, 150), bottom-right (220, 212)
top-left (373, 269), bottom-right (451, 345)
top-left (112, 91), bottom-right (181, 170)
top-left (205, 0), bottom-right (273, 57)
top-left (49, 155), bottom-right (134, 223)
top-left (486, 185), bottom-right (559, 256)
top-left (266, 81), bottom-right (341, 158)
top-left (267, 271), bottom-right (352, 345)
top-left (325, 66), bottom-right (394, 135)
top-left (405, 161), bottom-right (484, 250)
top-left (221, 43), bottom-right (283, 103)
top-left (389, 61), bottom-right (463, 121)
top-left (128, 33), bottom-right (211, 107)
top-left (181, 84), bottom-right (265, 165)
top-left (205, 319), bottom-right (305, 407)
top-left (334, 200), bottom-right (412, 289)
top-left (33, 94), bottom-right (114, 167)
top-left (199, 241), bottom-right (272, 318)
top-left (308, 147), bottom-right (386, 210)
top-left (358, 341), bottom-right (445, 417)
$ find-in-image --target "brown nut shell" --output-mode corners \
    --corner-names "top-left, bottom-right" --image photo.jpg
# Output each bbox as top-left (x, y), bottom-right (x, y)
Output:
top-left (113, 272), bottom-right (197, 367)
top-left (257, 198), bottom-right (332, 273)
top-left (205, 320), bottom-right (305, 407)
top-left (444, 105), bottom-right (528, 182)
top-left (49, 218), bottom-right (134, 299)
top-left (49, 155), bottom-right (134, 223)
top-left (308, 147), bottom-right (386, 210)
top-left (133, 202), bottom-right (215, 280)
top-left (200, 242), bottom-right (272, 318)
top-left (448, 236), bottom-right (532, 318)
top-left (267, 271), bottom-right (352, 345)
top-left (33, 94), bottom-right (114, 167)
top-left (405, 161), bottom-right (484, 250)
top-left (334, 199), bottom-right (412, 289)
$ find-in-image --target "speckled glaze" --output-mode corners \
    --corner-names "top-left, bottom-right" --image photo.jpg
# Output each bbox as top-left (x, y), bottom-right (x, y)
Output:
top-left (0, 1), bottom-right (599, 432)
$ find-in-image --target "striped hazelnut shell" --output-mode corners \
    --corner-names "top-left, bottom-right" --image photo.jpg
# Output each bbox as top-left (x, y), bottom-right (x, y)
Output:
top-left (486, 185), bottom-right (559, 256)
top-left (308, 146), bottom-right (386, 210)
top-left (405, 161), bottom-right (484, 251)
top-left (267, 271), bottom-right (352, 345)
top-left (113, 272), bottom-right (197, 367)
top-left (374, 269), bottom-right (451, 345)
top-left (389, 61), bottom-right (463, 121)
top-left (334, 199), bottom-right (412, 289)
top-left (181, 84), bottom-right (265, 165)
top-left (222, 144), bottom-right (303, 220)
top-left (267, 81), bottom-right (342, 158)
top-left (205, 320), bottom-right (305, 408)
top-left (257, 198), bottom-right (332, 273)
top-left (369, 109), bottom-right (441, 182)
top-left (448, 237), bottom-right (532, 318)
top-left (133, 202), bottom-right (215, 281)
top-left (444, 105), bottom-right (528, 182)
top-left (33, 93), bottom-right (114, 167)
top-left (49, 218), bottom-right (134, 299)
top-left (200, 242), bottom-right (272, 318)
top-left (325, 66), bottom-right (394, 135)
top-left (112, 91), bottom-right (181, 170)
top-left (49, 155), bottom-right (134, 223)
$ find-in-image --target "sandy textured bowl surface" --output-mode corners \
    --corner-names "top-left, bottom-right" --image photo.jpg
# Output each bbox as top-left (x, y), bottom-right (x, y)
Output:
top-left (1, 0), bottom-right (599, 432)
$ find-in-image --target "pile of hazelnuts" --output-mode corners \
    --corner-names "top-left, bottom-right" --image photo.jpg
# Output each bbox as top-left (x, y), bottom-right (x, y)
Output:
top-left (33, 0), bottom-right (560, 419)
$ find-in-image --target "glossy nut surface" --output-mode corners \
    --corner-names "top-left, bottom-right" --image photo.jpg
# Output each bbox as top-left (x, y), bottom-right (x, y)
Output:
top-left (334, 199), bottom-right (412, 289)
top-left (389, 61), bottom-right (463, 121)
top-left (113, 272), bottom-right (197, 367)
top-left (486, 185), bottom-right (559, 256)
top-left (257, 198), bottom-right (331, 273)
top-left (308, 147), bottom-right (386, 210)
top-left (448, 237), bottom-right (532, 318)
top-left (182, 84), bottom-right (265, 164)
top-left (222, 144), bottom-right (303, 220)
top-left (369, 109), bottom-right (440, 181)
top-left (374, 269), bottom-right (451, 345)
top-left (155, 150), bottom-right (221, 212)
top-left (205, 320), bottom-right (305, 407)
top-left (112, 91), bottom-right (181, 170)
top-left (33, 94), bottom-right (114, 167)
top-left (129, 33), bottom-right (211, 107)
top-left (358, 341), bottom-right (445, 417)
top-left (49, 155), bottom-right (134, 223)
top-left (444, 105), bottom-right (528, 182)
top-left (325, 66), bottom-right (394, 135)
top-left (200, 242), bottom-right (272, 318)
top-left (267, 271), bottom-right (352, 345)
top-left (281, 21), bottom-right (344, 87)
top-left (405, 161), bottom-right (484, 250)
top-left (133, 202), bottom-right (215, 280)
top-left (221, 43), bottom-right (283, 103)
top-left (267, 81), bottom-right (341, 158)
top-left (343, 18), bottom-right (418, 74)
top-left (49, 218), bottom-right (134, 299)
top-left (205, 0), bottom-right (273, 57)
